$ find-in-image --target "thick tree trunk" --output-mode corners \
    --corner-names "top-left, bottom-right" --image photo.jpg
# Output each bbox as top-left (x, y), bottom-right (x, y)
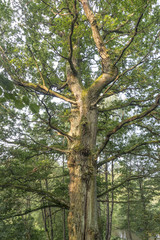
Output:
top-left (65, 2), bottom-right (117, 237)
top-left (68, 153), bottom-right (98, 240)
top-left (67, 95), bottom-right (99, 240)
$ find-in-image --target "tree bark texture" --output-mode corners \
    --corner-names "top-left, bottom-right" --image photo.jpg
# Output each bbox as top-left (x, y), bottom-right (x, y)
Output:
top-left (67, 90), bottom-right (99, 240)
top-left (66, 1), bottom-right (117, 239)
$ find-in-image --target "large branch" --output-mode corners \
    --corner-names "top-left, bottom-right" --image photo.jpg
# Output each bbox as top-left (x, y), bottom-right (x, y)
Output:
top-left (88, 70), bottom-right (118, 101)
top-left (114, 5), bottom-right (147, 66)
top-left (94, 32), bottom-right (159, 105)
top-left (2, 137), bottom-right (69, 154)
top-left (98, 175), bottom-right (144, 198)
top-left (66, 64), bottom-right (83, 105)
top-left (0, 183), bottom-right (69, 209)
top-left (79, 0), bottom-right (117, 99)
top-left (97, 140), bottom-right (160, 168)
top-left (68, 0), bottom-right (79, 75)
top-left (16, 81), bottom-right (76, 104)
top-left (0, 203), bottom-right (65, 220)
top-left (79, 0), bottom-right (118, 99)
top-left (79, 0), bottom-right (111, 72)
top-left (98, 168), bottom-right (159, 198)
top-left (0, 45), bottom-right (76, 104)
top-left (97, 94), bottom-right (160, 157)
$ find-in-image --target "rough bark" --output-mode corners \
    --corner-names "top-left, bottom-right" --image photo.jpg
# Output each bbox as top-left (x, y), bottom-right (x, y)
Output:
top-left (67, 88), bottom-right (99, 240)
top-left (66, 64), bottom-right (116, 239)
top-left (65, 1), bottom-right (117, 238)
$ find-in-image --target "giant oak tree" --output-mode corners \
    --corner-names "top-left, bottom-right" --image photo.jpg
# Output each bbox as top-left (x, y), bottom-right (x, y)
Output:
top-left (0, 0), bottom-right (160, 239)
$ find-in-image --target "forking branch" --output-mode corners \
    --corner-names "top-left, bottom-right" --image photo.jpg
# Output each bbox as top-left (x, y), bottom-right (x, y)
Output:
top-left (79, 0), bottom-right (118, 99)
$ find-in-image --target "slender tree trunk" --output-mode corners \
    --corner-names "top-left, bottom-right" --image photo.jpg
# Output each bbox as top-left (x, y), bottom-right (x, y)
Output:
top-left (63, 209), bottom-right (67, 240)
top-left (24, 198), bottom-right (31, 240)
top-left (45, 179), bottom-right (54, 240)
top-left (127, 184), bottom-right (133, 240)
top-left (108, 161), bottom-right (114, 240)
top-left (63, 154), bottom-right (66, 240)
top-left (105, 163), bottom-right (110, 240)
top-left (139, 179), bottom-right (149, 240)
top-left (105, 161), bottom-right (114, 240)
top-left (41, 206), bottom-right (51, 240)
top-left (40, 180), bottom-right (51, 240)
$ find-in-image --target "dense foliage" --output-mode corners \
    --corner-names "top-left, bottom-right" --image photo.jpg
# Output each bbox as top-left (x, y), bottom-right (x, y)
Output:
top-left (0, 0), bottom-right (160, 239)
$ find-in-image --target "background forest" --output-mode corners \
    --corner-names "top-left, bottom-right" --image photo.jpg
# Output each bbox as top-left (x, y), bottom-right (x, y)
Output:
top-left (0, 0), bottom-right (160, 239)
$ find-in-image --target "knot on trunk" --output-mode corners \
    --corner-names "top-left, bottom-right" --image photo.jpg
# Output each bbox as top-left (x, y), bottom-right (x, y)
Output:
top-left (72, 143), bottom-right (91, 157)
top-left (81, 165), bottom-right (94, 183)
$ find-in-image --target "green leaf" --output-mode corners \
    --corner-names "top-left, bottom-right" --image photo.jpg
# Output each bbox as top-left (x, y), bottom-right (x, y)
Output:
top-left (22, 96), bottom-right (30, 105)
top-left (14, 99), bottom-right (25, 109)
top-left (0, 88), bottom-right (2, 96)
top-left (29, 103), bottom-right (39, 113)
top-left (4, 92), bottom-right (16, 100)
top-left (0, 75), bottom-right (14, 91)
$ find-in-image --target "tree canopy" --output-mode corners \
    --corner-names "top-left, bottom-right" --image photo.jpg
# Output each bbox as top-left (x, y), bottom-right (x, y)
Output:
top-left (0, 0), bottom-right (160, 239)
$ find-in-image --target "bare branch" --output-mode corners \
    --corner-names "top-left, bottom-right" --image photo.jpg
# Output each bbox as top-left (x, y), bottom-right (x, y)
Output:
top-left (40, 35), bottom-right (69, 60)
top-left (1, 137), bottom-right (69, 154)
top-left (98, 97), bottom-right (154, 112)
top-left (135, 123), bottom-right (160, 136)
top-left (98, 166), bottom-right (160, 198)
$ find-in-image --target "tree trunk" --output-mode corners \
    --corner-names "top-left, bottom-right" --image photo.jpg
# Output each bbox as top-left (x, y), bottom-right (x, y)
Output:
top-left (105, 163), bottom-right (110, 240)
top-left (67, 94), bottom-right (99, 239)
top-left (108, 161), bottom-right (114, 240)
top-left (127, 184), bottom-right (133, 240)
top-left (66, 2), bottom-right (117, 236)
top-left (63, 154), bottom-right (67, 240)
top-left (139, 178), bottom-right (149, 240)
